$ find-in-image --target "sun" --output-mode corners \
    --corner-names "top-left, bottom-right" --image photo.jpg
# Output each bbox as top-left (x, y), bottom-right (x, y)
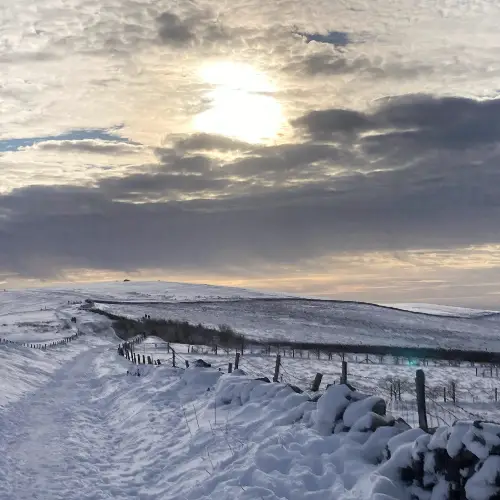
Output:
top-left (193, 61), bottom-right (284, 144)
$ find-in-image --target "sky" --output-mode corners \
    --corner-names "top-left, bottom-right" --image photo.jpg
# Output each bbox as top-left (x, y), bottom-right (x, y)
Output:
top-left (2, 0), bottom-right (500, 307)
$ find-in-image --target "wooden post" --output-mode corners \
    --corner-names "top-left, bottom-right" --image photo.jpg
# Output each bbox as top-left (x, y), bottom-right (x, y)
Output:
top-left (443, 387), bottom-right (447, 402)
top-left (273, 354), bottom-right (281, 382)
top-left (495, 388), bottom-right (498, 402)
top-left (172, 350), bottom-right (176, 368)
top-left (185, 360), bottom-right (189, 368)
top-left (234, 352), bottom-right (240, 370)
top-left (476, 367), bottom-right (478, 376)
top-left (415, 369), bottom-right (428, 432)
top-left (451, 381), bottom-right (456, 404)
top-left (142, 355), bottom-right (146, 364)
top-left (340, 361), bottom-right (348, 384)
top-left (311, 373), bottom-right (323, 392)
top-left (228, 362), bottom-right (232, 373)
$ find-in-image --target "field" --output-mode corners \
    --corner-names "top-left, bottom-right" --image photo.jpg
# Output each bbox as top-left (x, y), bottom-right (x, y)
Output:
top-left (1, 281), bottom-right (500, 500)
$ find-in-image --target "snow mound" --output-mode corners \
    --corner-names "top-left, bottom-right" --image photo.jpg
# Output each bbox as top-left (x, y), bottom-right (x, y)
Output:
top-left (380, 420), bottom-right (500, 500)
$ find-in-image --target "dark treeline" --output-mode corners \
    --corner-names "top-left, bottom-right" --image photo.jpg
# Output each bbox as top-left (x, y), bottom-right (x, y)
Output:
top-left (89, 307), bottom-right (248, 349)
top-left (88, 306), bottom-right (500, 364)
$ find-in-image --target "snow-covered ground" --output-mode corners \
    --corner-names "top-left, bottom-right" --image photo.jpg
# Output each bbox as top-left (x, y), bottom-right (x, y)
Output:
top-left (383, 303), bottom-right (498, 318)
top-left (138, 338), bottom-right (500, 426)
top-left (91, 292), bottom-right (500, 352)
top-left (1, 281), bottom-right (500, 500)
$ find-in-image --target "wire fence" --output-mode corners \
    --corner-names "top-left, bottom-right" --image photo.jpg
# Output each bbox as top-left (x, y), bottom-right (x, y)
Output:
top-left (0, 326), bottom-right (83, 350)
top-left (117, 339), bottom-right (500, 429)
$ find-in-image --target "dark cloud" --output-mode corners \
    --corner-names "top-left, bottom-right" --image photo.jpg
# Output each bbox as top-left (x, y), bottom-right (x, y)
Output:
top-left (287, 52), bottom-right (434, 78)
top-left (292, 108), bottom-right (373, 138)
top-left (295, 94), bottom-right (500, 151)
top-left (156, 10), bottom-right (227, 47)
top-left (173, 133), bottom-right (253, 152)
top-left (3, 94), bottom-right (500, 284)
top-left (98, 170), bottom-right (228, 200)
top-left (156, 12), bottom-right (196, 47)
top-left (1, 144), bottom-right (500, 278)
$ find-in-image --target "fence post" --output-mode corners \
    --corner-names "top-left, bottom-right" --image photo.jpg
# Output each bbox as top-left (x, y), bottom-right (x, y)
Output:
top-left (142, 355), bottom-right (146, 364)
top-left (495, 388), bottom-right (498, 403)
top-left (228, 362), bottom-right (233, 373)
top-left (451, 381), bottom-right (456, 404)
top-left (443, 387), bottom-right (447, 403)
top-left (273, 354), bottom-right (281, 382)
top-left (340, 361), bottom-right (348, 384)
top-left (234, 352), bottom-right (240, 370)
top-left (311, 373), bottom-right (323, 392)
top-left (415, 369), bottom-right (428, 432)
top-left (172, 350), bottom-right (176, 368)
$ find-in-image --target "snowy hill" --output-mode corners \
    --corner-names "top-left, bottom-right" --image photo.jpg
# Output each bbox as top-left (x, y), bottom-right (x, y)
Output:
top-left (1, 281), bottom-right (500, 500)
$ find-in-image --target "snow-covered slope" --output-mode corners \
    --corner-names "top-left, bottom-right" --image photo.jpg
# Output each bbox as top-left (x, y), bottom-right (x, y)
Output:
top-left (382, 303), bottom-right (497, 318)
top-left (1, 282), bottom-right (500, 500)
top-left (86, 286), bottom-right (500, 351)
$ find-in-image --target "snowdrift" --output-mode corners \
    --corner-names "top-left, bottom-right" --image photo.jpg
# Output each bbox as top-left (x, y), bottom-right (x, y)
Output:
top-left (202, 367), bottom-right (500, 500)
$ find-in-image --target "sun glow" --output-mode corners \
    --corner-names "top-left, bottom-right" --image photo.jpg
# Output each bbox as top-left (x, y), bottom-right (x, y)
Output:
top-left (193, 61), bottom-right (284, 144)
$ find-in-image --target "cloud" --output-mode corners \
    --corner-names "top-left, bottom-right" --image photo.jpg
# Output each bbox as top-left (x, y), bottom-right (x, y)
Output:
top-left (292, 108), bottom-right (372, 138)
top-left (294, 94), bottom-right (500, 152)
top-left (0, 126), bottom-right (133, 153)
top-left (2, 120), bottom-right (500, 281)
top-left (23, 139), bottom-right (145, 155)
top-left (156, 10), bottom-right (227, 47)
top-left (156, 12), bottom-right (197, 47)
top-left (173, 133), bottom-right (253, 152)
top-left (3, 0), bottom-right (500, 304)
top-left (286, 52), bottom-right (435, 79)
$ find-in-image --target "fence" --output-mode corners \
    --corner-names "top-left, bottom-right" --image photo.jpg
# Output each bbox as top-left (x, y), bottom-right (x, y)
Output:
top-left (116, 338), bottom-right (500, 429)
top-left (0, 327), bottom-right (83, 350)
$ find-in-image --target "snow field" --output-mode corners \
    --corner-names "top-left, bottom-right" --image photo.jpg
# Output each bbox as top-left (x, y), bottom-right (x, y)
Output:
top-left (96, 295), bottom-right (500, 352)
top-left (0, 348), bottom-right (399, 500)
top-left (3, 283), bottom-right (500, 500)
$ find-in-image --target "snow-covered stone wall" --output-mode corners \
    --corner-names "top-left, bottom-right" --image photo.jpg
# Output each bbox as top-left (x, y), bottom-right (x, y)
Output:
top-left (212, 369), bottom-right (500, 500)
